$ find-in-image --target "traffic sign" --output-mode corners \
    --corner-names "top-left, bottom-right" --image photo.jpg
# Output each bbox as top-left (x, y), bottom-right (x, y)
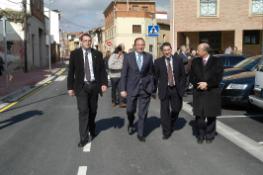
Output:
top-left (147, 25), bottom-right (160, 37)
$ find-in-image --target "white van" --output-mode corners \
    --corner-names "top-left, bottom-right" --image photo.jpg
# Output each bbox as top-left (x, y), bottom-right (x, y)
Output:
top-left (249, 59), bottom-right (263, 109)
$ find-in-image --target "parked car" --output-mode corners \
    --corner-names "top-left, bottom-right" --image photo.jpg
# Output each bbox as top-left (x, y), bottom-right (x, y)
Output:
top-left (223, 55), bottom-right (262, 77)
top-left (214, 54), bottom-right (246, 68)
top-left (249, 59), bottom-right (263, 109)
top-left (220, 55), bottom-right (263, 106)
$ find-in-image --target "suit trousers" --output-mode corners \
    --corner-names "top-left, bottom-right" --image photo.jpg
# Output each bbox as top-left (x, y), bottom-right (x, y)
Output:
top-left (76, 83), bottom-right (99, 142)
top-left (196, 116), bottom-right (216, 139)
top-left (126, 88), bottom-right (151, 137)
top-left (160, 86), bottom-right (182, 137)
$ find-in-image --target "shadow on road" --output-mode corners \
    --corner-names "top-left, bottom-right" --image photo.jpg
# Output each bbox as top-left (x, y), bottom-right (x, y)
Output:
top-left (3, 93), bottom-right (67, 113)
top-left (0, 110), bottom-right (43, 130)
top-left (96, 116), bottom-right (125, 136)
top-left (144, 116), bottom-right (161, 137)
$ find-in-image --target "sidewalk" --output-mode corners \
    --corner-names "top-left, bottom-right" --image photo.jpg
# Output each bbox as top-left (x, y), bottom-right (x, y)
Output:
top-left (0, 62), bottom-right (66, 98)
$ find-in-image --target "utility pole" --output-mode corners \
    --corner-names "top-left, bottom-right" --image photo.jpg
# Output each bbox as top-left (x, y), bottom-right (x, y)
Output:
top-left (126, 0), bottom-right (129, 11)
top-left (48, 0), bottom-right (52, 73)
top-left (23, 0), bottom-right (28, 73)
top-left (1, 16), bottom-right (8, 89)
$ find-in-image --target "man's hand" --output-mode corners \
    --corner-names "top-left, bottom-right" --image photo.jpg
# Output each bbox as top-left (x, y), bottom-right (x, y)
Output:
top-left (197, 82), bottom-right (208, 90)
top-left (101, 85), bottom-right (108, 93)
top-left (68, 90), bottom-right (75, 96)
top-left (121, 91), bottom-right (128, 98)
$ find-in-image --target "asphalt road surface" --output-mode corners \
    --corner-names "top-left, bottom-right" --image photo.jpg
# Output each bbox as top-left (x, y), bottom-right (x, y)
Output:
top-left (0, 72), bottom-right (263, 175)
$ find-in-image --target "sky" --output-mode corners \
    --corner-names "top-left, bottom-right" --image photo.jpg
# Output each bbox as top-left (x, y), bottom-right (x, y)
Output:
top-left (45, 0), bottom-right (170, 32)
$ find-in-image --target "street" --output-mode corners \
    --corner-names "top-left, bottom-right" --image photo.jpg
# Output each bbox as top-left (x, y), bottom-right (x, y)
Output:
top-left (0, 71), bottom-right (263, 175)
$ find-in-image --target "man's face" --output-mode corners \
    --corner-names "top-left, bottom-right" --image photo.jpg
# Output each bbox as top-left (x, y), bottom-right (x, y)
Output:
top-left (162, 45), bottom-right (172, 58)
top-left (197, 46), bottom-right (207, 58)
top-left (134, 39), bottom-right (145, 53)
top-left (81, 36), bottom-right (92, 49)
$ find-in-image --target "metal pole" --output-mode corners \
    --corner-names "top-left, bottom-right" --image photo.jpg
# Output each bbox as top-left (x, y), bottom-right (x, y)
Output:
top-left (2, 16), bottom-right (8, 90)
top-left (23, 0), bottom-right (28, 72)
top-left (126, 0), bottom-right (129, 11)
top-left (48, 0), bottom-right (52, 73)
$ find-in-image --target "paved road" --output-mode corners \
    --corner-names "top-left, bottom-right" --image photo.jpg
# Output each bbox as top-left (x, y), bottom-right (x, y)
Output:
top-left (0, 72), bottom-right (263, 175)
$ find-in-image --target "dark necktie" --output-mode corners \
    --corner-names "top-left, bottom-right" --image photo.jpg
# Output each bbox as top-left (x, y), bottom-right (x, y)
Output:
top-left (85, 49), bottom-right (91, 81)
top-left (166, 57), bottom-right (175, 86)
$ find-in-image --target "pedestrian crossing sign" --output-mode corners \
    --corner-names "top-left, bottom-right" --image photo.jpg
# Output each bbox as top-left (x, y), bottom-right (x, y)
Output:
top-left (147, 25), bottom-right (160, 37)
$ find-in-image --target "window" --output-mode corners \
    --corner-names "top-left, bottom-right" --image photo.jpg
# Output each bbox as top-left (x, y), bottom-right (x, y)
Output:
top-left (149, 45), bottom-right (153, 53)
top-left (243, 30), bottom-right (260, 45)
top-left (132, 25), bottom-right (142, 34)
top-left (200, 0), bottom-right (217, 17)
top-left (252, 0), bottom-right (263, 15)
top-left (142, 6), bottom-right (149, 12)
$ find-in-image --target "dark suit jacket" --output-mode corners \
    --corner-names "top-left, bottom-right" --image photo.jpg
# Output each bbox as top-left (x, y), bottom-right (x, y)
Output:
top-left (189, 55), bottom-right (224, 117)
top-left (154, 55), bottom-right (186, 100)
top-left (67, 48), bottom-right (108, 95)
top-left (120, 51), bottom-right (155, 97)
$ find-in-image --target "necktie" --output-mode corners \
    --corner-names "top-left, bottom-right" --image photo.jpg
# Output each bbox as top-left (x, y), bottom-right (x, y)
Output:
top-left (137, 54), bottom-right (142, 71)
top-left (166, 57), bottom-right (175, 86)
top-left (85, 49), bottom-right (91, 81)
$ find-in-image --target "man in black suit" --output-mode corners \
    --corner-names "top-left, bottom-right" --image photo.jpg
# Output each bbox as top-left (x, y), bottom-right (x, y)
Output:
top-left (190, 43), bottom-right (223, 144)
top-left (120, 38), bottom-right (155, 142)
top-left (67, 33), bottom-right (108, 147)
top-left (154, 42), bottom-right (186, 140)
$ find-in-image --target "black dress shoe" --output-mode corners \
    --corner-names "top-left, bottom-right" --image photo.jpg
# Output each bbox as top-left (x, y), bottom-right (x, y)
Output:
top-left (162, 134), bottom-right (171, 140)
top-left (78, 140), bottom-right (89, 148)
top-left (197, 137), bottom-right (204, 144)
top-left (128, 125), bottom-right (135, 135)
top-left (137, 135), bottom-right (146, 142)
top-left (90, 133), bottom-right (97, 141)
top-left (206, 138), bottom-right (214, 144)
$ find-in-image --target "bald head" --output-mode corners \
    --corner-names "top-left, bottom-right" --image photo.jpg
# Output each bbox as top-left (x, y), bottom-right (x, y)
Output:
top-left (197, 43), bottom-right (210, 58)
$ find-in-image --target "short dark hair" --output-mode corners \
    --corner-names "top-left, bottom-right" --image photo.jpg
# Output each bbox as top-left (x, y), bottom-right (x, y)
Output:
top-left (134, 37), bottom-right (145, 45)
top-left (160, 42), bottom-right (172, 51)
top-left (79, 33), bottom-right (92, 41)
top-left (113, 45), bottom-right (123, 54)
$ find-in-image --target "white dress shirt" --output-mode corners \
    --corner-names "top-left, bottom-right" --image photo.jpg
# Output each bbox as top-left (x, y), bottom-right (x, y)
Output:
top-left (82, 48), bottom-right (95, 81)
top-left (202, 54), bottom-right (210, 65)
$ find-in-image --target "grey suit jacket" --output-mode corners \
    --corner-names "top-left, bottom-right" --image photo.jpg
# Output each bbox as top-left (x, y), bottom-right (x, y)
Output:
top-left (120, 51), bottom-right (155, 97)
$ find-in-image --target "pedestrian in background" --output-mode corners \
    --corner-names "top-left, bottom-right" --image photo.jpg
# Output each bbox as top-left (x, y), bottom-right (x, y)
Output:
top-left (108, 45), bottom-right (126, 108)
top-left (104, 50), bottom-right (111, 73)
top-left (190, 43), bottom-right (223, 144)
top-left (154, 42), bottom-right (186, 140)
top-left (67, 33), bottom-right (108, 148)
top-left (0, 56), bottom-right (4, 76)
top-left (120, 38), bottom-right (155, 142)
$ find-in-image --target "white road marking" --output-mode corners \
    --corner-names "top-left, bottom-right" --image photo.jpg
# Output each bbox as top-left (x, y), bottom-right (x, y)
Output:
top-left (83, 142), bottom-right (91, 152)
top-left (182, 102), bottom-right (263, 162)
top-left (54, 75), bottom-right (67, 82)
top-left (0, 103), bottom-right (9, 109)
top-left (218, 115), bottom-right (263, 119)
top-left (77, 166), bottom-right (87, 175)
top-left (259, 142), bottom-right (263, 145)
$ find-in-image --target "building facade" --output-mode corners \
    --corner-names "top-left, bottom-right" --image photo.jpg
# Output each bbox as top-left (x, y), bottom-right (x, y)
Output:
top-left (0, 0), bottom-right (47, 72)
top-left (170, 0), bottom-right (263, 56)
top-left (104, 0), bottom-right (158, 57)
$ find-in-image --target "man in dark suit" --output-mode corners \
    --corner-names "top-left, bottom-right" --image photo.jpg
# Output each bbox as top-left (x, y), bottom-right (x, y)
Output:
top-left (154, 42), bottom-right (186, 140)
top-left (190, 43), bottom-right (223, 144)
top-left (120, 38), bottom-right (155, 142)
top-left (67, 33), bottom-right (108, 147)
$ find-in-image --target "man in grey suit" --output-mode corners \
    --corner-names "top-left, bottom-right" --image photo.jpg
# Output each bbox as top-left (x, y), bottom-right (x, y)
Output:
top-left (120, 38), bottom-right (155, 142)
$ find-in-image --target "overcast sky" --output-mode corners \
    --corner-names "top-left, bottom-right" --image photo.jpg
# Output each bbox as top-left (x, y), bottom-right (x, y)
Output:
top-left (45, 0), bottom-right (170, 32)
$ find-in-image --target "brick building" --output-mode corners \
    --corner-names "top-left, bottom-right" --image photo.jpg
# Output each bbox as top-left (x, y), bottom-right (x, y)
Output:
top-left (104, 0), bottom-right (158, 57)
top-left (170, 0), bottom-right (263, 56)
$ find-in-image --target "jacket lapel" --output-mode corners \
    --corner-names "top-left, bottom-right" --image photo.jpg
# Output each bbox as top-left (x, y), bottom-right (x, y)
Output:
top-left (91, 49), bottom-right (97, 72)
top-left (161, 57), bottom-right (168, 76)
top-left (141, 52), bottom-right (148, 72)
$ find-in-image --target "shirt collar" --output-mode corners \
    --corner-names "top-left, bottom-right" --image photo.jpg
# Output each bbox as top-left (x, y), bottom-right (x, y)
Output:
top-left (82, 48), bottom-right (91, 53)
top-left (203, 54), bottom-right (210, 61)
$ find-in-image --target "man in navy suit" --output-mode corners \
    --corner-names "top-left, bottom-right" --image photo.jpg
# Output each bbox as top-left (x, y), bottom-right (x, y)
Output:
top-left (154, 42), bottom-right (186, 140)
top-left (120, 38), bottom-right (155, 142)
